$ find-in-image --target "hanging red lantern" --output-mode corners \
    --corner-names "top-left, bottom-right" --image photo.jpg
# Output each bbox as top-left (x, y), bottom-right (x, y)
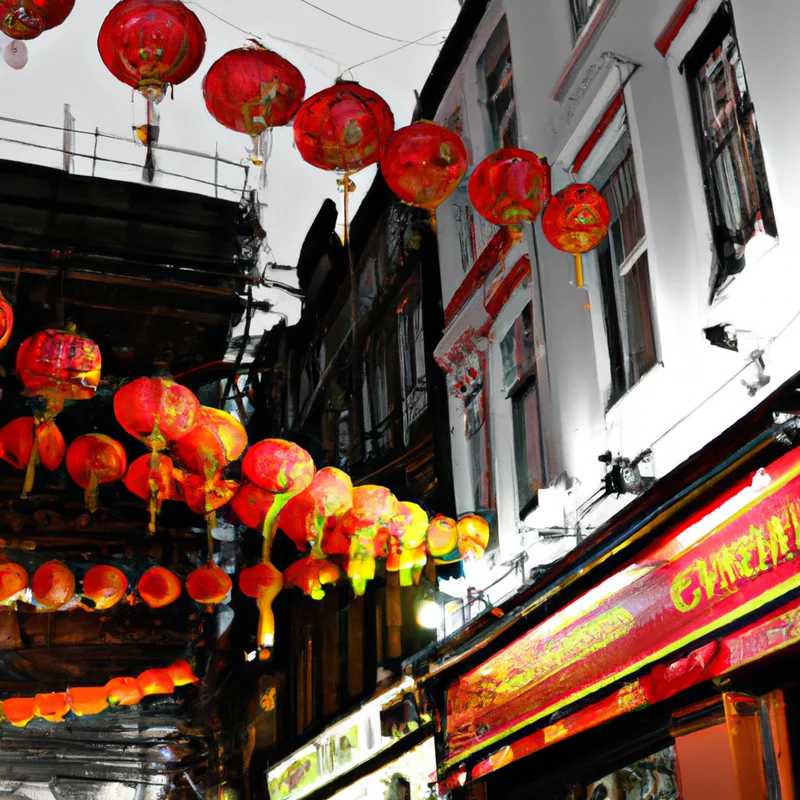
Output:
top-left (293, 81), bottom-right (394, 174)
top-left (203, 42), bottom-right (305, 165)
top-left (456, 514), bottom-right (491, 561)
top-left (137, 668), bottom-right (175, 696)
top-left (284, 555), bottom-right (340, 601)
top-left (542, 183), bottom-right (610, 289)
top-left (0, 0), bottom-right (74, 41)
top-left (106, 676), bottom-right (143, 707)
top-left (381, 121), bottom-right (468, 213)
top-left (33, 692), bottom-right (69, 723)
top-left (164, 659), bottom-right (198, 687)
top-left (542, 183), bottom-right (610, 254)
top-left (66, 434), bottom-right (127, 513)
top-left (66, 687), bottom-right (109, 717)
top-left (35, 419), bottom-right (65, 471)
top-left (97, 0), bottom-right (206, 101)
top-left (173, 406), bottom-right (247, 480)
top-left (114, 377), bottom-right (199, 451)
top-left (137, 566), bottom-right (181, 609)
top-left (239, 562), bottom-right (283, 660)
top-left (32, 560), bottom-right (75, 609)
top-left (0, 290), bottom-right (12, 349)
top-left (0, 416), bottom-right (33, 470)
top-left (186, 561), bottom-right (232, 606)
top-left (81, 565), bottom-right (128, 611)
top-left (3, 697), bottom-right (35, 727)
top-left (230, 482), bottom-right (277, 530)
top-left (0, 561), bottom-right (27, 603)
top-left (469, 148), bottom-right (550, 226)
top-left (16, 328), bottom-right (101, 412)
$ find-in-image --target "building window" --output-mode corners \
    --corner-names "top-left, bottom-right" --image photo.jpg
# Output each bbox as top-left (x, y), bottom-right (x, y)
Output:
top-left (589, 109), bottom-right (657, 407)
top-left (569, 0), bottom-right (600, 40)
top-left (684, 5), bottom-right (776, 298)
top-left (501, 303), bottom-right (545, 516)
top-left (478, 17), bottom-right (518, 150)
top-left (465, 389), bottom-right (493, 512)
top-left (397, 273), bottom-right (427, 444)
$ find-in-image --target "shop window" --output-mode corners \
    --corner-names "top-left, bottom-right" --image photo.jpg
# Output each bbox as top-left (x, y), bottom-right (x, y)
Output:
top-left (684, 5), bottom-right (776, 299)
top-left (478, 17), bottom-right (518, 151)
top-left (465, 389), bottom-right (494, 512)
top-left (362, 321), bottom-right (402, 458)
top-left (397, 274), bottom-right (427, 444)
top-left (584, 746), bottom-right (679, 798)
top-left (569, 0), bottom-right (600, 40)
top-left (501, 303), bottom-right (545, 516)
top-left (590, 112), bottom-right (657, 407)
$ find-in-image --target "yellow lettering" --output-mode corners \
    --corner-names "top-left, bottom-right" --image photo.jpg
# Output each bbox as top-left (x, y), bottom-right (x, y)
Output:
top-left (767, 515), bottom-right (793, 565)
top-left (671, 568), bottom-right (701, 613)
top-left (790, 502), bottom-right (800, 550)
top-left (734, 534), bottom-right (757, 578)
top-left (697, 557), bottom-right (718, 600)
top-left (753, 525), bottom-right (771, 573)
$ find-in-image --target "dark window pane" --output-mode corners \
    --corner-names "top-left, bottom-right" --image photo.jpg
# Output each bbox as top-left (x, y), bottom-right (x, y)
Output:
top-left (685, 7), bottom-right (776, 296)
top-left (478, 18), bottom-right (518, 151)
top-left (466, 391), bottom-right (494, 511)
top-left (512, 377), bottom-right (545, 510)
top-left (569, 0), bottom-right (600, 39)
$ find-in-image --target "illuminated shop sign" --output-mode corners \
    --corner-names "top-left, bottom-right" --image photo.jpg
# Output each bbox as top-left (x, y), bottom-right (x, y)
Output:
top-left (267, 678), bottom-right (414, 800)
top-left (443, 447), bottom-right (800, 771)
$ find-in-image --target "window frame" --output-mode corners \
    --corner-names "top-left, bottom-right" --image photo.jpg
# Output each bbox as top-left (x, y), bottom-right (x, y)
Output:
top-left (476, 15), bottom-right (519, 152)
top-left (574, 98), bottom-right (660, 410)
top-left (568, 0), bottom-right (601, 42)
top-left (682, 2), bottom-right (777, 299)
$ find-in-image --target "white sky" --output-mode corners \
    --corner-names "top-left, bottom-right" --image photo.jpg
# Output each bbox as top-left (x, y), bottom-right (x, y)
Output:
top-left (0, 0), bottom-right (461, 333)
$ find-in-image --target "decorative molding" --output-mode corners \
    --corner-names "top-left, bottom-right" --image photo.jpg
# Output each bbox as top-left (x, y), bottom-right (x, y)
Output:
top-left (435, 326), bottom-right (490, 401)
top-left (570, 92), bottom-right (624, 173)
top-left (655, 0), bottom-right (700, 56)
top-left (552, 0), bottom-right (623, 102)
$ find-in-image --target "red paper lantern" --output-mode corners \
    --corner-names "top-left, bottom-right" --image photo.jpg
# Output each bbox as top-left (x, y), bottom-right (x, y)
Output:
top-left (16, 328), bottom-right (101, 411)
top-left (35, 419), bottom-right (65, 471)
top-left (164, 659), bottom-right (198, 687)
top-left (114, 377), bottom-right (199, 451)
top-left (239, 561), bottom-right (283, 659)
top-left (137, 668), bottom-right (174, 696)
top-left (0, 416), bottom-right (33, 470)
top-left (0, 0), bottom-right (74, 41)
top-left (106, 676), bottom-right (143, 707)
top-left (137, 566), bottom-right (181, 608)
top-left (186, 562), bottom-right (231, 606)
top-left (230, 482), bottom-right (277, 530)
top-left (381, 121), bottom-right (468, 212)
top-left (542, 184), bottom-right (610, 254)
top-left (0, 290), bottom-right (12, 349)
top-left (97, 0), bottom-right (206, 102)
top-left (67, 687), bottom-right (109, 717)
top-left (3, 697), bottom-right (35, 727)
top-left (243, 439), bottom-right (315, 495)
top-left (66, 434), bottom-right (127, 513)
top-left (284, 555), bottom-right (340, 600)
top-left (469, 148), bottom-right (549, 226)
top-left (203, 44), bottom-right (305, 137)
top-left (124, 452), bottom-right (179, 532)
top-left (0, 561), bottom-right (27, 603)
top-left (293, 81), bottom-right (394, 173)
top-left (32, 560), bottom-right (75, 609)
top-left (34, 692), bottom-right (69, 723)
top-left (173, 406), bottom-right (247, 480)
top-left (82, 565), bottom-right (128, 610)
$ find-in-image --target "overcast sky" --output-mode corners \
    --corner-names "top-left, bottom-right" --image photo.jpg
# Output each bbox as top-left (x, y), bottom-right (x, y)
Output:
top-left (0, 0), bottom-right (461, 304)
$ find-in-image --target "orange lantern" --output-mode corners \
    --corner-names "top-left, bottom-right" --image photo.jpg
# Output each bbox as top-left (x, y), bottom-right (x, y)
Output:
top-left (278, 466), bottom-right (353, 552)
top-left (425, 515), bottom-right (460, 564)
top-left (283, 555), bottom-right (340, 601)
top-left (186, 561), bottom-right (231, 606)
top-left (164, 659), bottom-right (198, 687)
top-left (137, 668), bottom-right (175, 696)
top-left (34, 692), bottom-right (69, 722)
top-left (66, 434), bottom-right (127, 513)
top-left (106, 676), bottom-right (143, 707)
top-left (468, 148), bottom-right (549, 226)
top-left (0, 290), bottom-right (12, 349)
top-left (4, 697), bottom-right (35, 727)
top-left (322, 485), bottom-right (398, 595)
top-left (0, 416), bottom-right (33, 470)
top-left (177, 471), bottom-right (239, 518)
top-left (456, 514), bottom-right (491, 561)
top-left (32, 560), bottom-right (75, 609)
top-left (137, 566), bottom-right (181, 609)
top-left (81, 564), bottom-right (128, 611)
top-left (381, 121), bottom-right (468, 214)
top-left (230, 481), bottom-right (277, 530)
top-left (124, 453), bottom-right (179, 533)
top-left (387, 501), bottom-right (429, 586)
top-left (0, 561), bottom-right (27, 603)
top-left (115, 377), bottom-right (200, 450)
top-left (35, 419), bottom-right (65, 471)
top-left (542, 183), bottom-right (610, 288)
top-left (239, 562), bottom-right (283, 659)
top-left (67, 686), bottom-right (108, 717)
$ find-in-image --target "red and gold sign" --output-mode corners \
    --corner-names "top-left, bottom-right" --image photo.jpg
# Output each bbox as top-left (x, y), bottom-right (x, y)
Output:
top-left (0, 0), bottom-right (74, 40)
top-left (468, 148), bottom-right (549, 226)
top-left (443, 447), bottom-right (800, 772)
top-left (381, 121), bottom-right (468, 212)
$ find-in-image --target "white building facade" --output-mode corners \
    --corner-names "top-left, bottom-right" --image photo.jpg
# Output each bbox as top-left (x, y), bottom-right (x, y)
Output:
top-left (432, 0), bottom-right (800, 619)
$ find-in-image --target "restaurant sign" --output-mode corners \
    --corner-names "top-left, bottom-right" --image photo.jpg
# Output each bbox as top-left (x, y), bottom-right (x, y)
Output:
top-left (443, 447), bottom-right (800, 771)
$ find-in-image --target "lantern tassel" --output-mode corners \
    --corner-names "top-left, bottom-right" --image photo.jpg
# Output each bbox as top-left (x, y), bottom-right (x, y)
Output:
top-left (85, 471), bottom-right (99, 515)
top-left (206, 512), bottom-right (216, 561)
top-left (147, 446), bottom-right (159, 535)
top-left (574, 252), bottom-right (584, 289)
top-left (21, 428), bottom-right (39, 500)
top-left (428, 210), bottom-right (437, 232)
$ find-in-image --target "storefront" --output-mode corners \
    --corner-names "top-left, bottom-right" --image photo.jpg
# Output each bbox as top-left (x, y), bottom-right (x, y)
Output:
top-left (435, 443), bottom-right (800, 799)
top-left (267, 678), bottom-right (436, 800)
